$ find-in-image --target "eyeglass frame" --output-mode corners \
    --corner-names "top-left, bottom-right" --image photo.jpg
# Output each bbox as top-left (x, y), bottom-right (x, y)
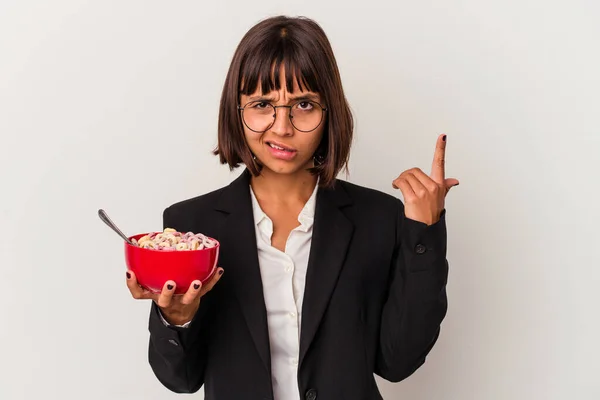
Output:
top-left (237, 100), bottom-right (328, 133)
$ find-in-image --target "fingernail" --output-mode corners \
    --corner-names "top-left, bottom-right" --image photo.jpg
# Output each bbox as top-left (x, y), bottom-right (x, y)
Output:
top-left (442, 134), bottom-right (447, 141)
top-left (167, 284), bottom-right (174, 290)
top-left (218, 269), bottom-right (223, 276)
top-left (193, 283), bottom-right (200, 290)
top-left (126, 272), bottom-right (131, 279)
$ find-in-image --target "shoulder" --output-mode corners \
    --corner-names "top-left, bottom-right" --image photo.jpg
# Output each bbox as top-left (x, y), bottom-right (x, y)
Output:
top-left (335, 178), bottom-right (403, 213)
top-left (165, 187), bottom-right (225, 214)
top-left (162, 186), bottom-right (228, 230)
top-left (333, 179), bottom-right (404, 248)
top-left (161, 169), bottom-right (251, 233)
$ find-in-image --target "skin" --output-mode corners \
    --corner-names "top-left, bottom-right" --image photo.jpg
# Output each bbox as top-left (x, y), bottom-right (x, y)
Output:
top-left (125, 70), bottom-right (460, 325)
top-left (241, 69), bottom-right (326, 252)
top-left (393, 133), bottom-right (460, 225)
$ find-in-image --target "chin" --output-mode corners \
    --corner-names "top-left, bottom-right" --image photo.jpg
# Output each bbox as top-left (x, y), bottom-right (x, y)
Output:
top-left (260, 159), bottom-right (313, 176)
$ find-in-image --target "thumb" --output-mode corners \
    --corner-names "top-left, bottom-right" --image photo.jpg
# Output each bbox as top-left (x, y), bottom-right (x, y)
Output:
top-left (445, 178), bottom-right (460, 192)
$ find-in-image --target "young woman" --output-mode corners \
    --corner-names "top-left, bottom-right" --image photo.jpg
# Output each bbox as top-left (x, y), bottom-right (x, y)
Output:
top-left (125, 15), bottom-right (458, 400)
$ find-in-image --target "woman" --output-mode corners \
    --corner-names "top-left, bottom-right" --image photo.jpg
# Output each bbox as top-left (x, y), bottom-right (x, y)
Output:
top-left (125, 15), bottom-right (458, 400)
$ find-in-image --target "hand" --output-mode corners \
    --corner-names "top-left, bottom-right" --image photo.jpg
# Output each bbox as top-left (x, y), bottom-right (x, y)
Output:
top-left (125, 268), bottom-right (224, 326)
top-left (392, 134), bottom-right (459, 225)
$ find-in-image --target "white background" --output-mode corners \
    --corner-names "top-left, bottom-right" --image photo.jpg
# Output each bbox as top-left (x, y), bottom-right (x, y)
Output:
top-left (1, 1), bottom-right (599, 399)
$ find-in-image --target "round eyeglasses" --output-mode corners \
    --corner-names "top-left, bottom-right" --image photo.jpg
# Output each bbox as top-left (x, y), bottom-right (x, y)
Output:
top-left (238, 100), bottom-right (327, 133)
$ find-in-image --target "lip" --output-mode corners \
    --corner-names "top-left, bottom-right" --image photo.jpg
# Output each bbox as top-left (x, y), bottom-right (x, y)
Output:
top-left (265, 140), bottom-right (297, 161)
top-left (266, 140), bottom-right (297, 152)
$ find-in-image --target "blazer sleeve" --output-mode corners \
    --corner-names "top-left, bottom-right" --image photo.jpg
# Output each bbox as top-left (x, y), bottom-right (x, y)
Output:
top-left (375, 199), bottom-right (449, 382)
top-left (147, 206), bottom-right (214, 393)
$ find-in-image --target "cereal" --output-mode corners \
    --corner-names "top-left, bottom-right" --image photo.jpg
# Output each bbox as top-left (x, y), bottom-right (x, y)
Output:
top-left (132, 228), bottom-right (217, 251)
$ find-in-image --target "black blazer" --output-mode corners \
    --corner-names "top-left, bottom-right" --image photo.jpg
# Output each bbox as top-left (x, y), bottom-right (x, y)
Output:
top-left (147, 169), bottom-right (449, 400)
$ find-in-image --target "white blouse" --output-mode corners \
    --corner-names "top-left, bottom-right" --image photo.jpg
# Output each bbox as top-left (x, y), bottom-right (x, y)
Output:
top-left (249, 182), bottom-right (318, 400)
top-left (161, 181), bottom-right (319, 400)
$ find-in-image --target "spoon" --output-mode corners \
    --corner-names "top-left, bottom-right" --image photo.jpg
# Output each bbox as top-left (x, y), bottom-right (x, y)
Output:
top-left (98, 209), bottom-right (135, 246)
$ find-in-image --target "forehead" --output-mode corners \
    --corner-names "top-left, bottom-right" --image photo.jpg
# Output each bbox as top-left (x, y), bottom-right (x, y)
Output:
top-left (239, 57), bottom-right (322, 98)
top-left (242, 73), bottom-right (319, 99)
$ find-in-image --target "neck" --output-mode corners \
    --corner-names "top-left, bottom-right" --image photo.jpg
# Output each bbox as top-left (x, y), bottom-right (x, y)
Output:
top-left (250, 168), bottom-right (317, 204)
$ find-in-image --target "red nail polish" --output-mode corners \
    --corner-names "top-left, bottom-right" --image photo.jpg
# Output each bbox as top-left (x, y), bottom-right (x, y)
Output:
top-left (126, 272), bottom-right (131, 279)
top-left (442, 135), bottom-right (447, 141)
top-left (218, 269), bottom-right (223, 275)
top-left (167, 284), bottom-right (174, 290)
top-left (193, 283), bottom-right (200, 290)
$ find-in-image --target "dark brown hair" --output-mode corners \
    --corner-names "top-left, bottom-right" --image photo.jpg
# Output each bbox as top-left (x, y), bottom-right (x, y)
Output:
top-left (213, 15), bottom-right (353, 187)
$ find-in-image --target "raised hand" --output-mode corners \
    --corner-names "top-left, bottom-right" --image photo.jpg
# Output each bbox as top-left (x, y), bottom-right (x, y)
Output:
top-left (392, 134), bottom-right (459, 225)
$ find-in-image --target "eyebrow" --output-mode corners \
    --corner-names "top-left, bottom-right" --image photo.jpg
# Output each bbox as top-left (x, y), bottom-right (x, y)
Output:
top-left (247, 93), bottom-right (321, 103)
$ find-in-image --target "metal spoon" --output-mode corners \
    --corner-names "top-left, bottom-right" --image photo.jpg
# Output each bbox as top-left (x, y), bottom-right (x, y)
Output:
top-left (98, 209), bottom-right (135, 246)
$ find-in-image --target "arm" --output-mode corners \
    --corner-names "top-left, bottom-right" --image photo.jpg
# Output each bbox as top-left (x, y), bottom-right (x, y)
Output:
top-left (148, 298), bottom-right (212, 393)
top-left (375, 200), bottom-right (449, 382)
top-left (147, 206), bottom-right (213, 393)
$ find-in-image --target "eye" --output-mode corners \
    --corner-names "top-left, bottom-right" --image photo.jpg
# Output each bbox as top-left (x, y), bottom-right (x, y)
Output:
top-left (250, 101), bottom-right (270, 109)
top-left (296, 101), bottom-right (314, 111)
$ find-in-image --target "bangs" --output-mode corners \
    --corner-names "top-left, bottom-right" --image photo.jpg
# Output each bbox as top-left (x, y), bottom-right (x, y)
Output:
top-left (216, 16), bottom-right (353, 188)
top-left (239, 37), bottom-right (322, 97)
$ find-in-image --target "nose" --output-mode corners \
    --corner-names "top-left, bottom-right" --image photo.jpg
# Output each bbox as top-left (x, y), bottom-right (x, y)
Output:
top-left (270, 106), bottom-right (294, 137)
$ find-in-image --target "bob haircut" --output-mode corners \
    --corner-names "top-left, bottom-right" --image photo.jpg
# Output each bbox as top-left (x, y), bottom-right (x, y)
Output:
top-left (213, 15), bottom-right (353, 187)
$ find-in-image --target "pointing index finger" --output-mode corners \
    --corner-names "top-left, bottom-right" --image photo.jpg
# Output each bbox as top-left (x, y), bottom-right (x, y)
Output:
top-left (431, 134), bottom-right (447, 183)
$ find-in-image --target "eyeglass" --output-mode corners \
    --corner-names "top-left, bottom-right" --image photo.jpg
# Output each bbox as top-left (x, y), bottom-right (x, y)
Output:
top-left (238, 100), bottom-right (327, 133)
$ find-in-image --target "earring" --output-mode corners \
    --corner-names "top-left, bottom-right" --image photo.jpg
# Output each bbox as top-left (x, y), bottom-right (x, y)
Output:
top-left (313, 153), bottom-right (325, 166)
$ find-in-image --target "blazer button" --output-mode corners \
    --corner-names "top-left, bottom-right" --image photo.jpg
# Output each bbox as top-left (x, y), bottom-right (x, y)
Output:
top-left (305, 389), bottom-right (317, 400)
top-left (415, 244), bottom-right (427, 254)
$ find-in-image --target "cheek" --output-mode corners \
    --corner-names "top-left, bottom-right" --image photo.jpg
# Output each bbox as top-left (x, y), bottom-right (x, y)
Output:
top-left (244, 129), bottom-right (263, 149)
top-left (307, 128), bottom-right (325, 151)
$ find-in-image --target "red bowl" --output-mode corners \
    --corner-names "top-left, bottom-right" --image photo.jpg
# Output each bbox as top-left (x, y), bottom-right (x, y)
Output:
top-left (124, 233), bottom-right (220, 295)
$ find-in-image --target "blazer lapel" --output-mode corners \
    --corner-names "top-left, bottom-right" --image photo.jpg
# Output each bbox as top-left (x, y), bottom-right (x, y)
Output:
top-left (215, 169), bottom-right (271, 374)
top-left (299, 181), bottom-right (354, 366)
top-left (214, 170), bottom-right (355, 371)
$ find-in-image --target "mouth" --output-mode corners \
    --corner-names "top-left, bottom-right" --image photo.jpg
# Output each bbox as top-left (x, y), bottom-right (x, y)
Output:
top-left (265, 141), bottom-right (297, 153)
top-left (264, 140), bottom-right (298, 161)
